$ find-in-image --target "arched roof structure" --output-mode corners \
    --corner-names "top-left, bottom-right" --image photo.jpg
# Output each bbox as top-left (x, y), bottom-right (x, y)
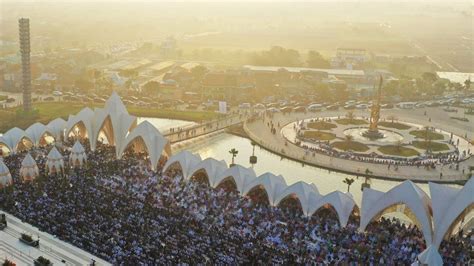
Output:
top-left (242, 173), bottom-right (287, 206)
top-left (118, 121), bottom-right (171, 171)
top-left (0, 159), bottom-right (12, 188)
top-left (359, 180), bottom-right (433, 245)
top-left (47, 118), bottom-right (67, 140)
top-left (46, 147), bottom-right (64, 175)
top-left (309, 191), bottom-right (358, 227)
top-left (212, 165), bottom-right (257, 195)
top-left (162, 151), bottom-right (202, 179)
top-left (65, 107), bottom-right (95, 140)
top-left (69, 141), bottom-right (87, 168)
top-left (274, 181), bottom-right (320, 216)
top-left (26, 122), bottom-right (54, 146)
top-left (20, 153), bottom-right (39, 181)
top-left (188, 157), bottom-right (228, 183)
top-left (420, 178), bottom-right (474, 265)
top-left (0, 127), bottom-right (33, 152)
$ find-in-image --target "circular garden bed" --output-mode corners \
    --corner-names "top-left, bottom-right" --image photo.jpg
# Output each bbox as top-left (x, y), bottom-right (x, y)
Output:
top-left (331, 141), bottom-right (370, 152)
top-left (303, 131), bottom-right (336, 141)
top-left (378, 145), bottom-right (419, 157)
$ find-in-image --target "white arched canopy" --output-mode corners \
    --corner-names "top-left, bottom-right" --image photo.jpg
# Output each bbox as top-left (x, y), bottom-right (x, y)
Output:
top-left (188, 157), bottom-right (228, 184)
top-left (359, 180), bottom-right (433, 245)
top-left (118, 121), bottom-right (171, 171)
top-left (46, 147), bottom-right (65, 175)
top-left (20, 153), bottom-right (39, 181)
top-left (0, 159), bottom-right (13, 188)
top-left (26, 122), bottom-right (54, 146)
top-left (274, 181), bottom-right (320, 216)
top-left (163, 151), bottom-right (202, 179)
top-left (211, 165), bottom-right (257, 195)
top-left (242, 173), bottom-right (287, 206)
top-left (309, 191), bottom-right (358, 227)
top-left (69, 141), bottom-right (87, 168)
top-left (65, 108), bottom-right (95, 141)
top-left (47, 118), bottom-right (67, 141)
top-left (0, 127), bottom-right (33, 153)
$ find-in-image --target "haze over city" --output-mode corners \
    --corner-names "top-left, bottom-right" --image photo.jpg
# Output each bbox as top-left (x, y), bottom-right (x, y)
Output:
top-left (0, 0), bottom-right (472, 265)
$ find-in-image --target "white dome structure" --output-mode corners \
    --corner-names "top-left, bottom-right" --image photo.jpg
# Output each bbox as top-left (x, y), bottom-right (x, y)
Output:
top-left (163, 151), bottom-right (202, 179)
top-left (417, 179), bottom-right (474, 266)
top-left (69, 141), bottom-right (87, 168)
top-left (188, 157), bottom-right (228, 184)
top-left (26, 122), bottom-right (53, 147)
top-left (118, 121), bottom-right (171, 171)
top-left (0, 127), bottom-right (33, 153)
top-left (211, 165), bottom-right (257, 195)
top-left (359, 180), bottom-right (433, 245)
top-left (274, 181), bottom-right (320, 216)
top-left (242, 173), bottom-right (287, 206)
top-left (308, 191), bottom-right (358, 227)
top-left (0, 159), bottom-right (13, 188)
top-left (20, 153), bottom-right (39, 181)
top-left (46, 147), bottom-right (65, 175)
top-left (47, 118), bottom-right (67, 141)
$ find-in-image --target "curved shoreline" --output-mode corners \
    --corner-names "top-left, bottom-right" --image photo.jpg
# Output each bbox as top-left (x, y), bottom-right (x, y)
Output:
top-left (243, 113), bottom-right (471, 185)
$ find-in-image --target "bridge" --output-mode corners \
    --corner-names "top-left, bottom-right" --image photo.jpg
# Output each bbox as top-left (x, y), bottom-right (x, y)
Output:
top-left (163, 114), bottom-right (248, 144)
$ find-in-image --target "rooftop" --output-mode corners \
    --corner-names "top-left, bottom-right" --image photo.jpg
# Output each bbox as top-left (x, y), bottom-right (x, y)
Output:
top-left (243, 65), bottom-right (365, 76)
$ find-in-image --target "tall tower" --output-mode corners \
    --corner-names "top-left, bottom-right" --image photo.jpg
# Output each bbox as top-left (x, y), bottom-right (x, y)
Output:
top-left (19, 18), bottom-right (32, 112)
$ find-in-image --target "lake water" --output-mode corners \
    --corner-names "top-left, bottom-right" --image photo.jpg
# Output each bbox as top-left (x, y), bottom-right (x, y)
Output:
top-left (142, 117), bottom-right (440, 205)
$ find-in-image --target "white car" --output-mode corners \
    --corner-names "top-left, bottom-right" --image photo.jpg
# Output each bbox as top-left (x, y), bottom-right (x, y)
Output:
top-left (52, 91), bottom-right (63, 96)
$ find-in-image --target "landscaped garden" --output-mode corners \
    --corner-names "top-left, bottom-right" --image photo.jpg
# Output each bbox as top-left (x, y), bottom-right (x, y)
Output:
top-left (378, 121), bottom-right (411, 130)
top-left (412, 141), bottom-right (450, 152)
top-left (378, 145), bottom-right (419, 157)
top-left (331, 141), bottom-right (370, 152)
top-left (409, 129), bottom-right (445, 140)
top-left (303, 131), bottom-right (337, 141)
top-left (335, 118), bottom-right (368, 125)
top-left (307, 121), bottom-right (337, 130)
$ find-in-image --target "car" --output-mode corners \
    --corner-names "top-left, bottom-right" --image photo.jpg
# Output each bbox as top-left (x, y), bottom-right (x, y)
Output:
top-left (326, 105), bottom-right (339, 111)
top-left (52, 91), bottom-right (63, 96)
top-left (293, 106), bottom-right (306, 112)
top-left (44, 96), bottom-right (54, 101)
top-left (239, 103), bottom-right (251, 109)
top-left (6, 98), bottom-right (15, 103)
top-left (307, 104), bottom-right (323, 112)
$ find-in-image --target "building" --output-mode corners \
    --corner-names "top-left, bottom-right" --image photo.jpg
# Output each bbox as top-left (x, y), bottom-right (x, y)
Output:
top-left (19, 18), bottom-right (32, 111)
top-left (201, 71), bottom-right (255, 101)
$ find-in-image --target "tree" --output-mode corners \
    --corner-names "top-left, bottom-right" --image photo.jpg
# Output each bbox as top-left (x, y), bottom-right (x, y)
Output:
top-left (395, 139), bottom-right (403, 151)
top-left (346, 111), bottom-right (355, 121)
top-left (143, 81), bottom-right (160, 95)
top-left (344, 134), bottom-right (354, 144)
top-left (464, 79), bottom-right (471, 91)
top-left (251, 46), bottom-right (301, 67)
top-left (343, 178), bottom-right (355, 193)
top-left (387, 115), bottom-right (398, 123)
top-left (191, 65), bottom-right (208, 80)
top-left (229, 148), bottom-right (239, 166)
top-left (306, 51), bottom-right (330, 68)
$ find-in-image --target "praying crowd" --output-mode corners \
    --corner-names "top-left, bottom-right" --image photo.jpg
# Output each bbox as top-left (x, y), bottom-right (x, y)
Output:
top-left (0, 140), bottom-right (471, 265)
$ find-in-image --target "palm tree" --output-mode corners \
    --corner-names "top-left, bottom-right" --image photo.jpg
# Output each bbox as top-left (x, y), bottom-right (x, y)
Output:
top-left (344, 134), bottom-right (354, 144)
top-left (343, 178), bottom-right (355, 193)
top-left (346, 111), bottom-right (355, 121)
top-left (387, 115), bottom-right (398, 124)
top-left (395, 139), bottom-right (403, 151)
top-left (229, 148), bottom-right (239, 166)
top-left (250, 141), bottom-right (257, 167)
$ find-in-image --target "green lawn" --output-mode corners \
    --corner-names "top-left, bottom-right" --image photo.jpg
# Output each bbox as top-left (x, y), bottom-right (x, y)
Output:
top-left (303, 131), bottom-right (337, 141)
top-left (0, 102), bottom-right (219, 133)
top-left (412, 141), bottom-right (450, 152)
top-left (378, 145), bottom-right (419, 157)
top-left (335, 118), bottom-right (368, 125)
top-left (331, 141), bottom-right (370, 152)
top-left (378, 121), bottom-right (411, 130)
top-left (307, 121), bottom-right (337, 130)
top-left (409, 130), bottom-right (445, 140)
top-left (0, 95), bottom-right (7, 101)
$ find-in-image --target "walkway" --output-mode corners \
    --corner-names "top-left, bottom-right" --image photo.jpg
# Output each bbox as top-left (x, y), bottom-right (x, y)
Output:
top-left (0, 212), bottom-right (110, 266)
top-left (164, 114), bottom-right (247, 143)
top-left (244, 107), bottom-right (473, 183)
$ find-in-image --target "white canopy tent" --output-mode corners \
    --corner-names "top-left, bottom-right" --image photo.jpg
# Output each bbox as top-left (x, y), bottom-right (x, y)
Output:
top-left (46, 147), bottom-right (65, 175)
top-left (211, 165), bottom-right (257, 195)
top-left (242, 172), bottom-right (287, 206)
top-left (163, 151), bottom-right (202, 179)
top-left (65, 107), bottom-right (95, 141)
top-left (308, 191), bottom-right (358, 227)
top-left (47, 118), bottom-right (67, 141)
top-left (0, 127), bottom-right (33, 153)
top-left (20, 153), bottom-right (39, 181)
top-left (274, 181), bottom-right (320, 216)
top-left (359, 180), bottom-right (433, 245)
top-left (188, 157), bottom-right (228, 184)
top-left (69, 141), bottom-right (87, 168)
top-left (118, 121), bottom-right (171, 171)
top-left (0, 159), bottom-right (13, 188)
top-left (26, 122), bottom-right (54, 147)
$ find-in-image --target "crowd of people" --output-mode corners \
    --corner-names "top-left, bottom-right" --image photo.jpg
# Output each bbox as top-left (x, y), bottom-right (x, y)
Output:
top-left (0, 140), bottom-right (471, 264)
